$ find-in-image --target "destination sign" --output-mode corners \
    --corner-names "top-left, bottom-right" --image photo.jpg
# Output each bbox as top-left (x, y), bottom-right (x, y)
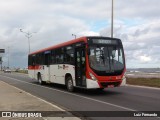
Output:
top-left (92, 39), bottom-right (118, 45)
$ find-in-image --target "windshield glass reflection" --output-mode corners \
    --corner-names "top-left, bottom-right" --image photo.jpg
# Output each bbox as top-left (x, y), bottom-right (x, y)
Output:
top-left (89, 45), bottom-right (124, 75)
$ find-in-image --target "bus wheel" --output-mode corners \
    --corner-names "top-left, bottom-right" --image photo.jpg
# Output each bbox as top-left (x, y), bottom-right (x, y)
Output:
top-left (97, 88), bottom-right (104, 91)
top-left (66, 77), bottom-right (74, 92)
top-left (38, 74), bottom-right (44, 85)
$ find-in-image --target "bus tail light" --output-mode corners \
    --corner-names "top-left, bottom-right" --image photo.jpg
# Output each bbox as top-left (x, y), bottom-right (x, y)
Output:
top-left (89, 72), bottom-right (97, 81)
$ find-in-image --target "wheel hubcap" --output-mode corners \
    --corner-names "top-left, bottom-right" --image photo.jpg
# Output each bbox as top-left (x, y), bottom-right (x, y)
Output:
top-left (38, 76), bottom-right (42, 84)
top-left (68, 80), bottom-right (73, 90)
top-left (39, 79), bottom-right (41, 84)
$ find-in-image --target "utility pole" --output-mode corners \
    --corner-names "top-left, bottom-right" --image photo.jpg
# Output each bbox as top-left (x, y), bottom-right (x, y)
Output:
top-left (8, 47), bottom-right (10, 69)
top-left (20, 29), bottom-right (36, 54)
top-left (111, 0), bottom-right (114, 38)
top-left (72, 34), bottom-right (77, 39)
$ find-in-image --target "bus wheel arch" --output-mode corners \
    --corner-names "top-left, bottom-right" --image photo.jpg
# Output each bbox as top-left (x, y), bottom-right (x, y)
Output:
top-left (65, 74), bottom-right (74, 92)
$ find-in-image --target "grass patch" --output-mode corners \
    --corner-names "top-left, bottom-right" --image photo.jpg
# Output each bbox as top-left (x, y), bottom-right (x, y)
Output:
top-left (15, 70), bottom-right (28, 74)
top-left (126, 77), bottom-right (160, 88)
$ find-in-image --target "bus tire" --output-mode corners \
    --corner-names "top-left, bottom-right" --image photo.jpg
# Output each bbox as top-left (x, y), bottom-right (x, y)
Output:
top-left (38, 73), bottom-right (44, 85)
top-left (66, 76), bottom-right (74, 92)
top-left (97, 88), bottom-right (104, 91)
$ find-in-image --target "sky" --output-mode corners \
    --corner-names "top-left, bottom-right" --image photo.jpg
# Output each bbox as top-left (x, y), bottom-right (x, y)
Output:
top-left (0, 0), bottom-right (160, 69)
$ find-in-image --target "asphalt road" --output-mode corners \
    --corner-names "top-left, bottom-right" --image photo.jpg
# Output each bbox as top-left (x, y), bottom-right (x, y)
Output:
top-left (0, 72), bottom-right (160, 120)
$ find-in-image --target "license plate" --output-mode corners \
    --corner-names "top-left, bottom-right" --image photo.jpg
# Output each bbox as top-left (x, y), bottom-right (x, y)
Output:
top-left (108, 85), bottom-right (114, 88)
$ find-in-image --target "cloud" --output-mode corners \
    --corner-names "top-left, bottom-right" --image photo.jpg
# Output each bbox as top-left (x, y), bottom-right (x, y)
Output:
top-left (0, 0), bottom-right (160, 68)
top-left (78, 31), bottom-right (100, 37)
top-left (100, 18), bottom-right (160, 68)
top-left (115, 0), bottom-right (160, 19)
top-left (139, 55), bottom-right (151, 63)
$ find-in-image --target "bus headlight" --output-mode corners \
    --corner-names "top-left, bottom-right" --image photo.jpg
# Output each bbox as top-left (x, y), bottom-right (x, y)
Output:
top-left (121, 72), bottom-right (126, 86)
top-left (89, 72), bottom-right (97, 81)
top-left (122, 72), bottom-right (126, 81)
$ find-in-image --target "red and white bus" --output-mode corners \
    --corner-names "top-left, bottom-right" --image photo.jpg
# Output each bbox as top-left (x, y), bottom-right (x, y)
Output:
top-left (28, 36), bottom-right (126, 91)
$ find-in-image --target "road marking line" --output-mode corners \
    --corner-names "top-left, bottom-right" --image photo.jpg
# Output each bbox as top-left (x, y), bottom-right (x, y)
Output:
top-left (127, 84), bottom-right (160, 90)
top-left (0, 78), bottom-right (64, 111)
top-left (0, 75), bottom-right (136, 111)
top-left (12, 72), bottom-right (29, 76)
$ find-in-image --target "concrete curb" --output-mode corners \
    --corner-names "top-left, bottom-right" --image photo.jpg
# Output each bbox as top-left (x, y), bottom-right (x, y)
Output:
top-left (0, 81), bottom-right (81, 120)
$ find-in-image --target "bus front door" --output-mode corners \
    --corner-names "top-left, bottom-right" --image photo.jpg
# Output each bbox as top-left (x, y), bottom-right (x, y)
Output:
top-left (75, 47), bottom-right (86, 87)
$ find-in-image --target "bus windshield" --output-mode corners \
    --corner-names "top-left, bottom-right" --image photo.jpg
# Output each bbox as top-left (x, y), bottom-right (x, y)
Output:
top-left (89, 45), bottom-right (125, 76)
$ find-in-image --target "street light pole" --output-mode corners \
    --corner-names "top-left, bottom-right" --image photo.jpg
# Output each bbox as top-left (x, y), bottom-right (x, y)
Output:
top-left (8, 47), bottom-right (9, 68)
top-left (111, 0), bottom-right (114, 38)
top-left (20, 29), bottom-right (36, 54)
top-left (72, 34), bottom-right (76, 39)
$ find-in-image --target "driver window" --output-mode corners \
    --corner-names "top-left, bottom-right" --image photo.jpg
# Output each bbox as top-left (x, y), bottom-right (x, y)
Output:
top-left (89, 48), bottom-right (97, 67)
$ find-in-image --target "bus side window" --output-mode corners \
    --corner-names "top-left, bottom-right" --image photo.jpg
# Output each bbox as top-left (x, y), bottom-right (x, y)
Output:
top-left (55, 48), bottom-right (64, 64)
top-left (28, 55), bottom-right (32, 66)
top-left (36, 54), bottom-right (39, 65)
top-left (64, 46), bottom-right (74, 64)
top-left (51, 50), bottom-right (56, 64)
top-left (32, 55), bottom-right (36, 66)
top-left (55, 49), bottom-right (58, 63)
top-left (44, 53), bottom-right (51, 65)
